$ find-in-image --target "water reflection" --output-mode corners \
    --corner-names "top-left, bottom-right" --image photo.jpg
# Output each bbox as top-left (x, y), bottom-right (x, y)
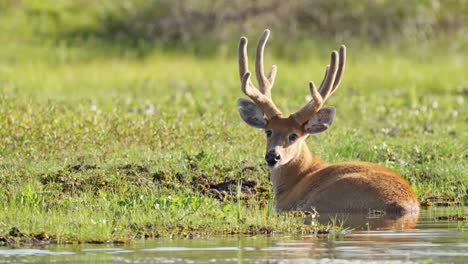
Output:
top-left (0, 207), bottom-right (466, 263)
top-left (316, 211), bottom-right (420, 230)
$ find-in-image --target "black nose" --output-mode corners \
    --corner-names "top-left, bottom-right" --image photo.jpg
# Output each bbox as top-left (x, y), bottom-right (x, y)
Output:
top-left (265, 150), bottom-right (281, 166)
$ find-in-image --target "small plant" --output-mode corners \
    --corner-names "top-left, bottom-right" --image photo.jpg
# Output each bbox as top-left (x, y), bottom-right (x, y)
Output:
top-left (236, 181), bottom-right (243, 223)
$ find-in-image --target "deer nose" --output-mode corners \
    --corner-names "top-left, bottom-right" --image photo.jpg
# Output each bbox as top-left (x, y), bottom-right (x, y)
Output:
top-left (265, 150), bottom-right (281, 167)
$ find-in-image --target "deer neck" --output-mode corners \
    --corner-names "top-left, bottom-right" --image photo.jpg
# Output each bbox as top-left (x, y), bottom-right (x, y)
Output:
top-left (270, 141), bottom-right (325, 208)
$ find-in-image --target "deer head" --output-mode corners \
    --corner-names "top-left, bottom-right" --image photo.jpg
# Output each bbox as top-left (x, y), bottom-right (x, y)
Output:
top-left (237, 29), bottom-right (346, 168)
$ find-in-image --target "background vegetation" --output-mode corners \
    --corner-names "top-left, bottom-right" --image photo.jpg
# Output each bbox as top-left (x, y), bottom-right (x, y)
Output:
top-left (0, 0), bottom-right (466, 243)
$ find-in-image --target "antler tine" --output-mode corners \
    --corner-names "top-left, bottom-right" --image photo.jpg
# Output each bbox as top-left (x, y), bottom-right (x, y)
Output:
top-left (238, 32), bottom-right (282, 120)
top-left (238, 37), bottom-right (249, 81)
top-left (255, 29), bottom-right (277, 99)
top-left (330, 45), bottom-right (346, 95)
top-left (309, 81), bottom-right (323, 107)
top-left (292, 81), bottom-right (323, 124)
top-left (318, 51), bottom-right (339, 100)
top-left (292, 45), bottom-right (346, 125)
top-left (241, 72), bottom-right (281, 119)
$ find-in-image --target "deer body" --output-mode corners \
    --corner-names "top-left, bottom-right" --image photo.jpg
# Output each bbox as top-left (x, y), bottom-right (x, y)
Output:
top-left (236, 30), bottom-right (419, 214)
top-left (271, 137), bottom-right (418, 213)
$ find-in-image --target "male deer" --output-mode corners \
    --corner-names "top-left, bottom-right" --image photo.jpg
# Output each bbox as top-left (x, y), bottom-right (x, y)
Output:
top-left (237, 30), bottom-right (419, 214)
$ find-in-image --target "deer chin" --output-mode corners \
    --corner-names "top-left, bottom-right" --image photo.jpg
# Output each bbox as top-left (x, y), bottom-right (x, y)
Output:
top-left (267, 163), bottom-right (279, 170)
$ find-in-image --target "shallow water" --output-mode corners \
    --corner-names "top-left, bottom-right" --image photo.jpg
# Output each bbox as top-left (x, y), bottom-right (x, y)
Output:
top-left (1, 207), bottom-right (467, 263)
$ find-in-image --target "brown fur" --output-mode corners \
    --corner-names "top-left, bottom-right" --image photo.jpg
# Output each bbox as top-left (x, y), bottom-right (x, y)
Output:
top-left (268, 117), bottom-right (419, 214)
top-left (237, 30), bottom-right (419, 215)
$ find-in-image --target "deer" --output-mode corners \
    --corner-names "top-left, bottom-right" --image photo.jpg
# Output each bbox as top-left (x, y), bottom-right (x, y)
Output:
top-left (237, 30), bottom-right (419, 214)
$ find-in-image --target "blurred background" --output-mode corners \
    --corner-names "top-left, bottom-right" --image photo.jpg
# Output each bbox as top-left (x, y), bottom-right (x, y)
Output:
top-left (0, 0), bottom-right (466, 163)
top-left (0, 0), bottom-right (466, 58)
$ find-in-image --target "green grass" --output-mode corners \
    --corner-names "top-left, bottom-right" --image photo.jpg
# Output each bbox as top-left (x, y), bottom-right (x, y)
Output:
top-left (0, 1), bottom-right (467, 243)
top-left (1, 47), bottom-right (466, 242)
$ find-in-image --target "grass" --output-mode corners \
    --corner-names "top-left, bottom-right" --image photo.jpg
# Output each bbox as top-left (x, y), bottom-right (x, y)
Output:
top-left (0, 2), bottom-right (467, 244)
top-left (1, 47), bottom-right (466, 243)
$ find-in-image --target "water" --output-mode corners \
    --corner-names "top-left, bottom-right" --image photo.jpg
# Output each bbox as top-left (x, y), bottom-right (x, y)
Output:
top-left (0, 207), bottom-right (467, 263)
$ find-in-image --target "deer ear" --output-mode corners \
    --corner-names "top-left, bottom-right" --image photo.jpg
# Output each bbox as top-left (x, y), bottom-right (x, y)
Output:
top-left (303, 107), bottom-right (336, 134)
top-left (237, 98), bottom-right (267, 128)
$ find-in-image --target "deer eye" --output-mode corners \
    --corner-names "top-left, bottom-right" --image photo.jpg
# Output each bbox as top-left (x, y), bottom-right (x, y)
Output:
top-left (265, 129), bottom-right (273, 138)
top-left (288, 133), bottom-right (298, 142)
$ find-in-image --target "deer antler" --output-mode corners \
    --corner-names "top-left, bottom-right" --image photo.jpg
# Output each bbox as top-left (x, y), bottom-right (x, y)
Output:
top-left (292, 45), bottom-right (346, 125)
top-left (238, 29), bottom-right (282, 119)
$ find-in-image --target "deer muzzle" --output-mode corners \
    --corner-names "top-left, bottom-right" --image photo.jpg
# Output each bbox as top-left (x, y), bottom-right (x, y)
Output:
top-left (265, 150), bottom-right (281, 167)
